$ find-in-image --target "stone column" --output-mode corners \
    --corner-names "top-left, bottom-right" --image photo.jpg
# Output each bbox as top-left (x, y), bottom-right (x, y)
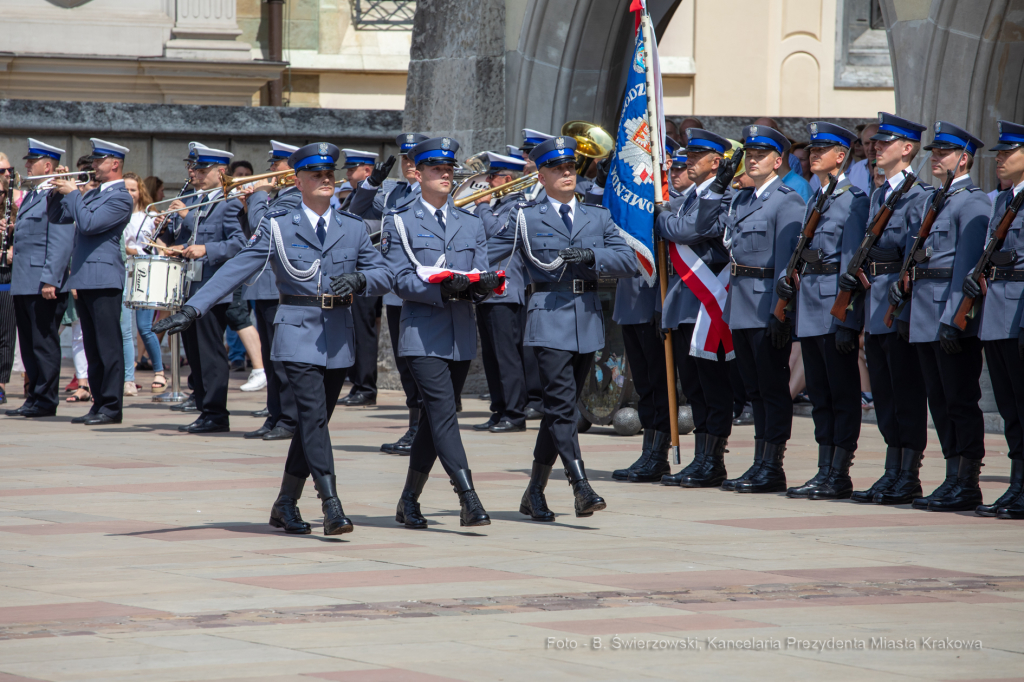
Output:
top-left (164, 0), bottom-right (253, 62)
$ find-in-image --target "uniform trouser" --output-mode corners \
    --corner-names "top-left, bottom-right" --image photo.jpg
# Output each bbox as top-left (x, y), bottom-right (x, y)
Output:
top-left (406, 356), bottom-right (471, 477)
top-left (13, 293), bottom-right (68, 411)
top-left (917, 338), bottom-right (985, 461)
top-left (254, 299), bottom-right (297, 432)
top-left (181, 302), bottom-right (230, 421)
top-left (224, 287), bottom-right (253, 331)
top-left (985, 338), bottom-right (1024, 461)
top-left (671, 323), bottom-right (733, 438)
top-left (75, 288), bottom-right (125, 419)
top-left (282, 362), bottom-right (345, 480)
top-left (864, 332), bottom-right (927, 451)
top-left (522, 306), bottom-right (544, 411)
top-left (385, 304), bottom-right (420, 409)
top-left (477, 303), bottom-right (528, 425)
top-left (730, 361), bottom-right (748, 417)
top-left (800, 333), bottom-right (861, 451)
top-left (731, 326), bottom-right (792, 445)
top-left (622, 321), bottom-right (671, 433)
top-left (0, 283), bottom-right (14, 384)
top-left (532, 347), bottom-right (593, 466)
top-left (346, 294), bottom-right (379, 397)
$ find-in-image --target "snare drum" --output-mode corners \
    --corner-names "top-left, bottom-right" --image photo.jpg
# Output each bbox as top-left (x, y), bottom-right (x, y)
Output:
top-left (125, 255), bottom-right (186, 311)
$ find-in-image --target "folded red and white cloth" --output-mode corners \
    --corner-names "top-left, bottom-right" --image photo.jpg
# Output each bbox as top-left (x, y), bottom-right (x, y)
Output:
top-left (416, 266), bottom-right (507, 296)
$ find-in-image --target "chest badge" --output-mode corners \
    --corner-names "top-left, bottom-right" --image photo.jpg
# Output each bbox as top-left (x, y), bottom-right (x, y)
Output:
top-left (292, 214), bottom-right (301, 224)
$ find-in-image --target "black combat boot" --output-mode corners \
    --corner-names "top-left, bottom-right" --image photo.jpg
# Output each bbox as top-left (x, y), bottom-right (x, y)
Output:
top-left (613, 429), bottom-right (654, 480)
top-left (520, 461), bottom-right (555, 521)
top-left (629, 431), bottom-right (672, 482)
top-left (874, 448), bottom-right (924, 505)
top-left (661, 433), bottom-right (707, 486)
top-left (912, 455), bottom-right (960, 510)
top-left (809, 447), bottom-right (856, 500)
top-left (722, 439), bottom-right (765, 491)
top-left (564, 459), bottom-right (607, 517)
top-left (269, 472), bottom-right (312, 534)
top-left (382, 408), bottom-right (419, 455)
top-left (787, 445), bottom-right (834, 498)
top-left (313, 474), bottom-right (354, 535)
top-left (851, 447), bottom-right (901, 503)
top-left (450, 469), bottom-right (490, 527)
top-left (928, 458), bottom-right (984, 512)
top-left (735, 442), bottom-right (786, 493)
top-left (680, 434), bottom-right (728, 488)
top-left (996, 474), bottom-right (1024, 519)
top-left (977, 459), bottom-right (1023, 517)
top-left (395, 468), bottom-right (430, 528)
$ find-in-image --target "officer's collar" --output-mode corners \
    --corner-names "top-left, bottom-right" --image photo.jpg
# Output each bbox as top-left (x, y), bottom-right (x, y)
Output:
top-left (100, 178), bottom-right (125, 192)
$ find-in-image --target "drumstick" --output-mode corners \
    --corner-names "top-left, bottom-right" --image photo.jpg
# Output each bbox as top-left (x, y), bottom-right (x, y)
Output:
top-left (146, 240), bottom-right (183, 253)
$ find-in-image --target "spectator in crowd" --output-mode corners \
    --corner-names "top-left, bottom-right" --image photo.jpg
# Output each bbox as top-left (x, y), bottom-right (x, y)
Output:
top-left (123, 172), bottom-right (166, 393)
top-left (847, 122), bottom-right (879, 193)
top-left (143, 176), bottom-right (165, 204)
top-left (227, 160), bottom-right (254, 178)
top-left (790, 142), bottom-right (813, 183)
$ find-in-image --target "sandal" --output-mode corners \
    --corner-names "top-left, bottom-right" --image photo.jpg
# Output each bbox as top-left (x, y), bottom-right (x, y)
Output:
top-left (66, 386), bottom-right (92, 403)
top-left (151, 372), bottom-right (167, 393)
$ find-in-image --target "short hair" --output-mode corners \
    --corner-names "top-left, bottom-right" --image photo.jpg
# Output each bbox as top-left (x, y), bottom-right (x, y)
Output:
top-left (908, 141), bottom-right (920, 162)
top-left (228, 160), bottom-right (254, 175)
top-left (76, 155), bottom-right (92, 168)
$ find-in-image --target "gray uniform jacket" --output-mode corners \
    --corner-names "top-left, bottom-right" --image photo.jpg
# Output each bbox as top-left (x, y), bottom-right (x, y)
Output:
top-left (56, 182), bottom-right (133, 291)
top-left (11, 188), bottom-right (74, 295)
top-left (478, 191), bottom-right (529, 307)
top-left (509, 199), bottom-right (637, 353)
top-left (863, 177), bottom-right (931, 335)
top-left (169, 190), bottom-right (246, 306)
top-left (794, 179), bottom-right (870, 338)
top-left (907, 180), bottom-right (990, 343)
top-left (658, 186), bottom-right (733, 328)
top-left (980, 189), bottom-right (1024, 341)
top-left (723, 177), bottom-right (805, 330)
top-left (243, 186), bottom-right (302, 301)
top-left (382, 197), bottom-right (488, 361)
top-left (186, 205), bottom-right (392, 368)
top-left (348, 180), bottom-right (418, 223)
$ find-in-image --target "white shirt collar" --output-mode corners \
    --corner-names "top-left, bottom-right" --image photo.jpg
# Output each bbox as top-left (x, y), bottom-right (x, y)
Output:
top-left (409, 181), bottom-right (420, 194)
top-left (1013, 180), bottom-right (1024, 196)
top-left (886, 169), bottom-right (907, 190)
top-left (420, 197), bottom-right (448, 224)
top-left (547, 194), bottom-right (577, 220)
top-left (754, 175), bottom-right (780, 198)
top-left (301, 202), bottom-right (332, 233)
top-left (950, 174), bottom-right (971, 187)
top-left (101, 178), bottom-right (124, 192)
top-left (696, 176), bottom-right (715, 195)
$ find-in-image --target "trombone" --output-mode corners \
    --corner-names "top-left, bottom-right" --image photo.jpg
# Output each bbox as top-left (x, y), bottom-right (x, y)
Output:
top-left (145, 168), bottom-right (295, 216)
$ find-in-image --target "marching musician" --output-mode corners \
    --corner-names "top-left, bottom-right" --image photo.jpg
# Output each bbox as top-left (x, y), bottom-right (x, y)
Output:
top-left (155, 142), bottom-right (393, 536)
top-left (5, 139), bottom-right (75, 418)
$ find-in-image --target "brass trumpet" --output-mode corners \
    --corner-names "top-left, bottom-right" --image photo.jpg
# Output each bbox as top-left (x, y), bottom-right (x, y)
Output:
top-left (19, 169), bottom-right (93, 188)
top-left (145, 168), bottom-right (295, 216)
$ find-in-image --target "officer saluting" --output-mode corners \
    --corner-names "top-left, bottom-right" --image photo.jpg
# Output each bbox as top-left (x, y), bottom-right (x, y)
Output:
top-left (155, 143), bottom-right (394, 536)
top-left (509, 135), bottom-right (637, 520)
top-left (50, 138), bottom-right (134, 425)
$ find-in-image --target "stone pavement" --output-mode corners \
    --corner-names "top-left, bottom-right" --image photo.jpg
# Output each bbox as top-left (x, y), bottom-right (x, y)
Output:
top-left (1, 369), bottom-right (1022, 682)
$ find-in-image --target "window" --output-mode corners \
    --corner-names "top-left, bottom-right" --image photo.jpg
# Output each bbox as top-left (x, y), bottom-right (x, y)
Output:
top-left (835, 0), bottom-right (893, 88)
top-left (351, 0), bottom-right (416, 31)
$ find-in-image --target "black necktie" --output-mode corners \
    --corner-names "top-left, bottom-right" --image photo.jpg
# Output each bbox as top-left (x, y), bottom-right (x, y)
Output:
top-left (559, 204), bottom-right (573, 232)
top-left (434, 209), bottom-right (446, 231)
top-left (315, 217), bottom-right (326, 245)
top-left (683, 190), bottom-right (697, 213)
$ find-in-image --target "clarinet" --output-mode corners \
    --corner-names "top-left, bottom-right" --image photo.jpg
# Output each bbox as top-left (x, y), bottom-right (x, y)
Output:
top-left (0, 185), bottom-right (12, 270)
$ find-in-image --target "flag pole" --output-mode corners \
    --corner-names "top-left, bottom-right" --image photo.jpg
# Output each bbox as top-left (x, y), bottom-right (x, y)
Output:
top-left (639, 9), bottom-right (681, 465)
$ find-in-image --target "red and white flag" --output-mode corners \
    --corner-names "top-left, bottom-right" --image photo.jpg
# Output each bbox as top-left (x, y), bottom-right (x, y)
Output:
top-left (666, 242), bottom-right (734, 361)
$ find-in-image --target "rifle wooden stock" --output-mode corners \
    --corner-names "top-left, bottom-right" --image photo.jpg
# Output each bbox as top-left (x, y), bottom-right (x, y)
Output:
top-left (773, 173), bottom-right (837, 322)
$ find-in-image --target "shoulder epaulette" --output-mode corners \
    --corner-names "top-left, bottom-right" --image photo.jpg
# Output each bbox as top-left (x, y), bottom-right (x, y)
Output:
top-left (777, 185), bottom-right (794, 194)
top-left (847, 186), bottom-right (866, 197)
top-left (584, 201), bottom-right (609, 210)
top-left (917, 181), bottom-right (936, 191)
top-left (335, 209), bottom-right (362, 220)
top-left (392, 202), bottom-right (414, 214)
top-left (455, 206), bottom-right (477, 217)
top-left (266, 208), bottom-right (290, 219)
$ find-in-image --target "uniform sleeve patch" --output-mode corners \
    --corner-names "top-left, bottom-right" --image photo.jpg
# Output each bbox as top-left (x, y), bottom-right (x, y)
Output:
top-left (381, 231), bottom-right (391, 255)
top-left (247, 227), bottom-right (262, 248)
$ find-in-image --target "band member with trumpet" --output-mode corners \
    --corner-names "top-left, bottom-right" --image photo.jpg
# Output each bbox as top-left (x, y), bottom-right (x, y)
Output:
top-left (508, 135), bottom-right (637, 520)
top-left (5, 140), bottom-right (75, 418)
top-left (155, 143), bottom-right (393, 536)
top-left (49, 139), bottom-right (133, 425)
top-left (339, 149), bottom-right (378, 212)
top-left (163, 144), bottom-right (246, 433)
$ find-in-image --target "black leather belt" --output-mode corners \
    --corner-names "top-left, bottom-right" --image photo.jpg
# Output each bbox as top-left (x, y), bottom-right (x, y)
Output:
top-left (910, 267), bottom-right (953, 280)
top-left (533, 280), bottom-right (598, 293)
top-left (730, 263), bottom-right (775, 278)
top-left (444, 290), bottom-right (474, 302)
top-left (989, 267), bottom-right (1024, 282)
top-left (868, 261), bottom-right (901, 275)
top-left (280, 294), bottom-right (352, 309)
top-left (801, 262), bottom-right (839, 275)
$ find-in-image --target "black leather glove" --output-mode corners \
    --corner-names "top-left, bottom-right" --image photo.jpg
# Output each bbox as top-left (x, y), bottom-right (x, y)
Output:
top-left (330, 272), bottom-right (366, 298)
top-left (558, 248), bottom-right (595, 266)
top-left (962, 274), bottom-right (981, 299)
top-left (1018, 328), bottom-right (1024, 361)
top-left (939, 323), bottom-right (962, 355)
top-left (896, 318), bottom-right (910, 342)
top-left (708, 149), bottom-right (743, 194)
top-left (440, 273), bottom-right (471, 297)
top-left (838, 272), bottom-right (861, 293)
top-left (653, 311), bottom-right (668, 342)
top-left (767, 315), bottom-right (791, 350)
top-left (367, 155), bottom-right (396, 187)
top-left (887, 280), bottom-right (907, 308)
top-left (775, 276), bottom-right (795, 301)
top-left (595, 158), bottom-right (611, 189)
top-left (835, 326), bottom-right (858, 355)
top-left (152, 305), bottom-right (198, 335)
top-left (472, 271), bottom-right (503, 295)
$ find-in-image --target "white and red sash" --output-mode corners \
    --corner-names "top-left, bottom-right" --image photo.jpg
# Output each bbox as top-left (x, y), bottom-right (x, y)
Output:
top-left (667, 243), bottom-right (734, 361)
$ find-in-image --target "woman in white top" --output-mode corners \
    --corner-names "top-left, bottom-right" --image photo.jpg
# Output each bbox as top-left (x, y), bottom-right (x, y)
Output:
top-left (123, 173), bottom-right (165, 393)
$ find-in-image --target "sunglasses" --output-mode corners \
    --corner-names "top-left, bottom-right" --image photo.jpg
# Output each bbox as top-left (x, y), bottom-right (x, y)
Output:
top-left (0, 167), bottom-right (13, 175)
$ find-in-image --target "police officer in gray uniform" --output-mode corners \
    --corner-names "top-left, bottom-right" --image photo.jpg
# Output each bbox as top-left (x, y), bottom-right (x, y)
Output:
top-left (720, 125), bottom-right (805, 494)
top-left (155, 142), bottom-right (393, 536)
top-left (507, 135), bottom-right (637, 519)
top-left (381, 136), bottom-right (498, 528)
top-left (50, 138), bottom-right (134, 426)
top-left (242, 140), bottom-right (302, 441)
top-left (966, 120), bottom-right (1024, 519)
top-left (844, 113), bottom-right (932, 506)
top-left (165, 145), bottom-right (247, 433)
top-left (5, 139), bottom-right (74, 418)
top-left (888, 122), bottom-right (991, 512)
top-left (776, 123), bottom-right (869, 500)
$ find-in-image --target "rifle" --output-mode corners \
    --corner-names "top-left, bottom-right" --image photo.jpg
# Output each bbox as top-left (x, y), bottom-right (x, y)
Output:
top-left (882, 168), bottom-right (955, 327)
top-left (773, 172), bottom-right (838, 322)
top-left (830, 172), bottom-right (917, 322)
top-left (951, 188), bottom-right (1024, 330)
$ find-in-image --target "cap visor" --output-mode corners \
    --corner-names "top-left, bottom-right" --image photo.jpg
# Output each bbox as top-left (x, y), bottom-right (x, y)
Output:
top-left (297, 163), bottom-right (337, 172)
top-left (991, 142), bottom-right (1021, 151)
top-left (417, 157), bottom-right (456, 166)
top-left (22, 153), bottom-right (47, 160)
top-left (742, 142), bottom-right (776, 150)
top-left (923, 141), bottom-right (959, 151)
top-left (539, 157), bottom-right (577, 169)
top-left (806, 140), bottom-right (843, 149)
top-left (870, 132), bottom-right (900, 142)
